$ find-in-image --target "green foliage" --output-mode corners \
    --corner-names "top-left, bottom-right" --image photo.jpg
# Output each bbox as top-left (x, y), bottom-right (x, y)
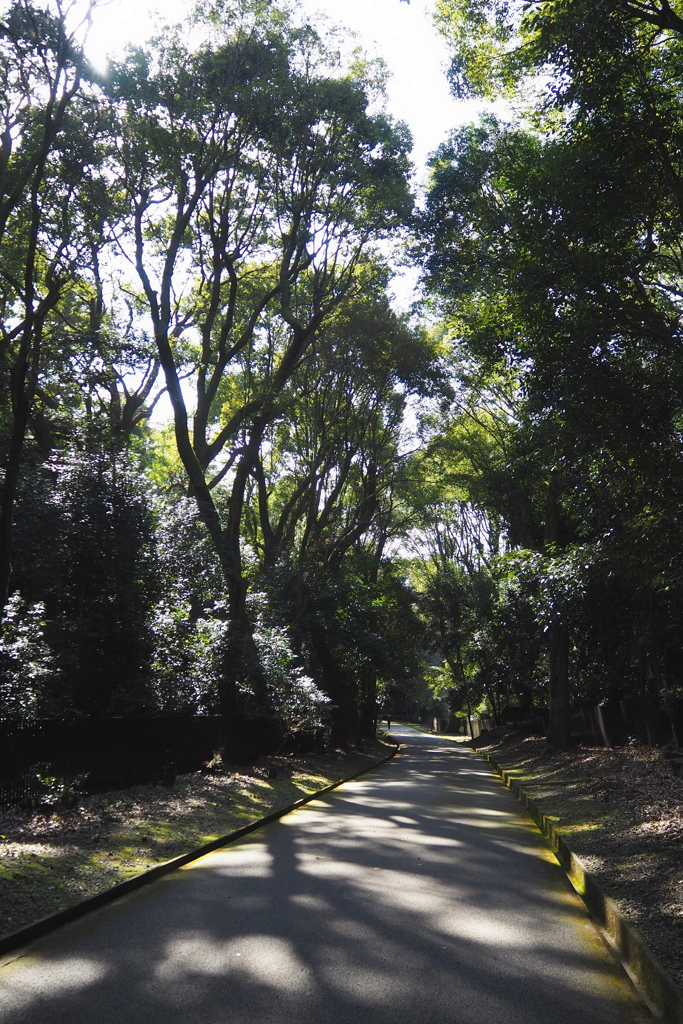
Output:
top-left (0, 596), bottom-right (59, 717)
top-left (30, 764), bottom-right (88, 808)
top-left (434, 0), bottom-right (520, 98)
top-left (2, 447), bottom-right (160, 718)
top-left (148, 600), bottom-right (226, 715)
top-left (251, 605), bottom-right (331, 735)
top-left (0, 0), bottom-right (433, 747)
top-left (415, 0), bottom-right (683, 739)
top-left (145, 495), bottom-right (226, 714)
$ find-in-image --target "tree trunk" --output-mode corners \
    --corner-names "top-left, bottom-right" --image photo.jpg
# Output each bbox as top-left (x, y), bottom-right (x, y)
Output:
top-left (306, 618), bottom-right (358, 747)
top-left (0, 397), bottom-right (28, 609)
top-left (545, 617), bottom-right (571, 751)
top-left (359, 668), bottom-right (377, 740)
top-left (543, 469), bottom-right (572, 751)
top-left (0, 321), bottom-right (41, 609)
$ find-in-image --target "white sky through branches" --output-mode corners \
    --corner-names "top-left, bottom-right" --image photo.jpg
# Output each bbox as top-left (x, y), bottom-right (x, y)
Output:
top-left (78, 0), bottom-right (479, 423)
top-left (85, 0), bottom-right (476, 177)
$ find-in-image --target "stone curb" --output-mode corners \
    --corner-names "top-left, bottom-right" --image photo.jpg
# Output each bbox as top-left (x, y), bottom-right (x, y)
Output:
top-left (0, 743), bottom-right (400, 964)
top-left (478, 749), bottom-right (683, 1024)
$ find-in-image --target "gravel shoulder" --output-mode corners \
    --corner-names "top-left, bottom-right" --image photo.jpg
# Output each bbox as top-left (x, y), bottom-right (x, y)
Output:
top-left (0, 739), bottom-right (394, 942)
top-left (477, 734), bottom-right (683, 989)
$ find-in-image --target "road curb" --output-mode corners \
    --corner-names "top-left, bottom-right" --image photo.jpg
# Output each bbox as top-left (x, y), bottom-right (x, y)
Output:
top-left (0, 744), bottom-right (399, 964)
top-left (478, 749), bottom-right (683, 1024)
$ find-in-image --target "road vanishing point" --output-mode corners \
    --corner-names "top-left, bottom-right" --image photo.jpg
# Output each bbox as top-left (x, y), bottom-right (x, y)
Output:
top-left (0, 725), bottom-right (653, 1023)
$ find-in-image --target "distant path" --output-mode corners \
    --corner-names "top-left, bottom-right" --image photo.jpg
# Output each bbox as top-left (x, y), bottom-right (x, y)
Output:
top-left (0, 726), bottom-right (652, 1023)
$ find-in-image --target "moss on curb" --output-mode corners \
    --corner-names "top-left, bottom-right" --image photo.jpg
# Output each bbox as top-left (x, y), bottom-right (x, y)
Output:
top-left (478, 748), bottom-right (683, 1024)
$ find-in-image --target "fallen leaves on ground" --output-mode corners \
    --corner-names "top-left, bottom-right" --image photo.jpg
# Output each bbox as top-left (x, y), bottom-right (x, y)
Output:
top-left (484, 736), bottom-right (683, 986)
top-left (0, 742), bottom-right (392, 941)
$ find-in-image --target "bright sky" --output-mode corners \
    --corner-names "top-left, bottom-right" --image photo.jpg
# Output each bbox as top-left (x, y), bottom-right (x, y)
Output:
top-left (81, 0), bottom-right (480, 420)
top-left (85, 0), bottom-right (479, 179)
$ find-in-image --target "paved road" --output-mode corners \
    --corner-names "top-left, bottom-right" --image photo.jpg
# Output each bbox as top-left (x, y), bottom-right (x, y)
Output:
top-left (0, 726), bottom-right (652, 1024)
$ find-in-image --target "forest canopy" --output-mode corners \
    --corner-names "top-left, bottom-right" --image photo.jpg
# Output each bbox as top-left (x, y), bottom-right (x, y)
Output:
top-left (1, 0), bottom-right (682, 755)
top-left (418, 0), bottom-right (683, 747)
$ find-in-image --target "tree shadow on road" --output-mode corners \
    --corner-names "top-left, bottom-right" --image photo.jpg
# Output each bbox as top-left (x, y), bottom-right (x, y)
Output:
top-left (0, 734), bottom-right (652, 1024)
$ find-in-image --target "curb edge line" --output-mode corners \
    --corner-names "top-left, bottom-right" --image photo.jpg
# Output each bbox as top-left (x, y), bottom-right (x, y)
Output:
top-left (0, 743), bottom-right (400, 964)
top-left (478, 749), bottom-right (683, 1024)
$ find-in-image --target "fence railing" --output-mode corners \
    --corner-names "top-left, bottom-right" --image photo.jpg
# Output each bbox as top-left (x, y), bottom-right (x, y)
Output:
top-left (0, 716), bottom-right (226, 812)
top-left (570, 698), bottom-right (682, 747)
top-left (470, 696), bottom-right (682, 747)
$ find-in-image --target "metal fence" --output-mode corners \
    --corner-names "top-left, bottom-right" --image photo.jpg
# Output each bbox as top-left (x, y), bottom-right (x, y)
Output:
top-left (0, 716), bottom-right (226, 812)
top-left (570, 698), bottom-right (682, 747)
top-left (470, 697), bottom-right (682, 747)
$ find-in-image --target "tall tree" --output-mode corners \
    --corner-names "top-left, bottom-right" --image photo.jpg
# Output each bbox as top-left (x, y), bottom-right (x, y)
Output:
top-left (108, 1), bottom-right (414, 735)
top-left (418, 0), bottom-right (683, 745)
top-left (0, 0), bottom-right (118, 607)
top-left (238, 280), bottom-right (440, 742)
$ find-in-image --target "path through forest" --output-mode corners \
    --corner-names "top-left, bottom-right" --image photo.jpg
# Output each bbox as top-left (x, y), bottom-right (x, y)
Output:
top-left (0, 726), bottom-right (652, 1023)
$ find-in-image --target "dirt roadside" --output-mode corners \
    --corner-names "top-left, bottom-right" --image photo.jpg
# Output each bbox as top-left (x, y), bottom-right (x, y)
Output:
top-left (475, 734), bottom-right (683, 990)
top-left (0, 739), bottom-right (394, 944)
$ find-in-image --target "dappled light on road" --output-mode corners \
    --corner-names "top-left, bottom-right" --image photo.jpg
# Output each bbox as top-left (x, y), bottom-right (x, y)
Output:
top-left (0, 726), bottom-right (652, 1024)
top-left (0, 955), bottom-right (106, 1015)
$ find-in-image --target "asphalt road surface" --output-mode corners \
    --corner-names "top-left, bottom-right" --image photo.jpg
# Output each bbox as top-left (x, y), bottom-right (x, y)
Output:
top-left (0, 726), bottom-right (653, 1024)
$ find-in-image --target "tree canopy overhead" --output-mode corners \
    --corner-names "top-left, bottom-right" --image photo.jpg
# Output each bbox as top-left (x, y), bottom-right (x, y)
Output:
top-left (3, 0), bottom-right (683, 757)
top-left (412, 0), bottom-right (683, 747)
